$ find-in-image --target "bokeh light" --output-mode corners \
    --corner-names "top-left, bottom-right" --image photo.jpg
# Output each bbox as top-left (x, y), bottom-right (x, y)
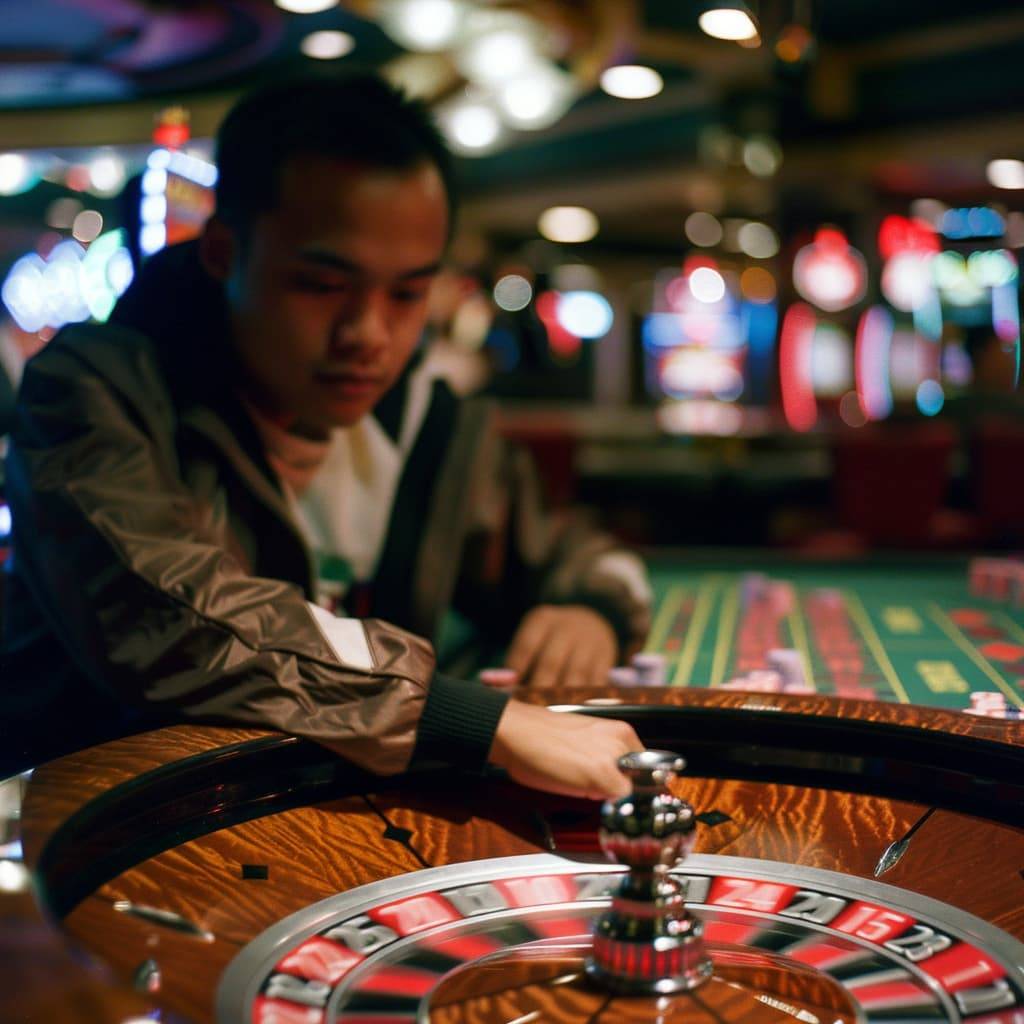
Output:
top-left (45, 197), bottom-right (82, 229)
top-left (88, 151), bottom-right (126, 195)
top-left (916, 379), bottom-right (945, 416)
top-left (274, 0), bottom-right (338, 12)
top-left (685, 211), bottom-right (723, 247)
top-left (498, 65), bottom-right (575, 129)
top-left (986, 159), bottom-right (1024, 190)
top-left (72, 209), bottom-right (103, 243)
top-left (379, 0), bottom-right (464, 50)
top-left (600, 65), bottom-right (664, 100)
top-left (737, 221), bottom-right (779, 259)
top-left (445, 103), bottom-right (502, 152)
top-left (838, 390), bottom-right (867, 428)
top-left (699, 8), bottom-right (758, 41)
top-left (688, 266), bottom-right (726, 304)
top-left (538, 206), bottom-right (599, 243)
top-left (493, 274), bottom-right (533, 311)
top-left (740, 266), bottom-right (777, 303)
top-left (456, 18), bottom-right (539, 84)
top-left (301, 30), bottom-right (355, 59)
top-left (557, 291), bottom-right (613, 338)
top-left (742, 136), bottom-right (782, 177)
top-left (0, 153), bottom-right (34, 196)
top-left (793, 227), bottom-right (867, 313)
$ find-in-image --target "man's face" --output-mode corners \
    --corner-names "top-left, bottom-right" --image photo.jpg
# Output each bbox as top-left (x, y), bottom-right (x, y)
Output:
top-left (223, 155), bottom-right (449, 435)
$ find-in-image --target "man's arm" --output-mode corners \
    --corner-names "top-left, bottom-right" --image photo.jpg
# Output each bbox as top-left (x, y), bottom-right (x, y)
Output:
top-left (7, 335), bottom-right (642, 796)
top-left (6, 335), bottom-right (455, 774)
top-left (455, 435), bottom-right (653, 687)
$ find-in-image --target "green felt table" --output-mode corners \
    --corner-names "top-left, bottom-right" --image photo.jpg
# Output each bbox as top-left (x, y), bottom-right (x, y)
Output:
top-left (643, 555), bottom-right (1024, 710)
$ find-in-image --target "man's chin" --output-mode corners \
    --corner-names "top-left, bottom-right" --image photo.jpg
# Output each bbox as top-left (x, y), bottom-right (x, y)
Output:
top-left (319, 395), bottom-right (379, 430)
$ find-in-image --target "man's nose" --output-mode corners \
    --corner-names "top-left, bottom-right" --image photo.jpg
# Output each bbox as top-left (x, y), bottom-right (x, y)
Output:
top-left (332, 286), bottom-right (389, 352)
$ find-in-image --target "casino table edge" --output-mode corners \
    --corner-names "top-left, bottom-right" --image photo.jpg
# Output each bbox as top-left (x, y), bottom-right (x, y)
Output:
top-left (18, 688), bottom-right (1024, 921)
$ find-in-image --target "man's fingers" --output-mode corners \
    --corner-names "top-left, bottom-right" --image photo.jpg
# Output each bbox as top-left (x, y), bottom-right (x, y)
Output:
top-left (504, 610), bottom-right (552, 675)
top-left (528, 628), bottom-right (577, 688)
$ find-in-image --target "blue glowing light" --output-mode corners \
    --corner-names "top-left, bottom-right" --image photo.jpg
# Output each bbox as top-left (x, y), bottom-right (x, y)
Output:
top-left (557, 291), bottom-right (613, 338)
top-left (939, 207), bottom-right (1005, 240)
top-left (916, 379), bottom-right (945, 416)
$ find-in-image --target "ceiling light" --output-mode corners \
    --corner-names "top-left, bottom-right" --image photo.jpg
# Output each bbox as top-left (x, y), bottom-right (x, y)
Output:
top-left (497, 64), bottom-right (576, 129)
top-left (738, 221), bottom-right (779, 259)
top-left (378, 0), bottom-right (465, 51)
top-left (442, 102), bottom-right (502, 152)
top-left (685, 212), bottom-right (723, 248)
top-left (274, 0), bottom-right (338, 12)
top-left (987, 159), bottom-right (1024, 190)
top-left (457, 26), bottom-right (538, 84)
top-left (538, 206), bottom-right (599, 244)
top-left (600, 65), bottom-right (664, 100)
top-left (88, 151), bottom-right (126, 195)
top-left (301, 30), bottom-right (355, 59)
top-left (699, 3), bottom-right (758, 41)
top-left (0, 153), bottom-right (35, 196)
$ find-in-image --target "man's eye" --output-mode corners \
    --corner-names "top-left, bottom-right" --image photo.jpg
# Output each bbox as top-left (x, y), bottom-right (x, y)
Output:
top-left (294, 277), bottom-right (346, 293)
top-left (392, 289), bottom-right (427, 304)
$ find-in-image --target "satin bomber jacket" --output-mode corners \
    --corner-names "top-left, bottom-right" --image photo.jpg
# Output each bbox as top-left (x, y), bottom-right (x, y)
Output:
top-left (0, 243), bottom-right (651, 776)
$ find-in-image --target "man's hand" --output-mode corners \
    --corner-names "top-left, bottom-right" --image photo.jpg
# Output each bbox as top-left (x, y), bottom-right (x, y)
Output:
top-left (505, 605), bottom-right (617, 688)
top-left (488, 701), bottom-right (641, 799)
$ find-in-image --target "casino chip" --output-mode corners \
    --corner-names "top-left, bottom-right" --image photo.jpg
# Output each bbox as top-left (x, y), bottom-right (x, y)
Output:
top-left (478, 668), bottom-right (519, 689)
top-left (631, 652), bottom-right (668, 686)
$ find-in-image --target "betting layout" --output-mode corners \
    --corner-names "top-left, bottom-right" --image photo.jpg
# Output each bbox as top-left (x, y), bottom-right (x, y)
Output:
top-left (622, 561), bottom-right (1024, 712)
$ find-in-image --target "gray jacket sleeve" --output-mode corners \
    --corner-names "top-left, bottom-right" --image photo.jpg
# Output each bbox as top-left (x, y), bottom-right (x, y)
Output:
top-left (454, 429), bottom-right (652, 657)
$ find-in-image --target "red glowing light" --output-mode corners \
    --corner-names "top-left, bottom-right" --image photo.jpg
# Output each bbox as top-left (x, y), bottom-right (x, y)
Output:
top-left (793, 227), bottom-right (867, 313)
top-left (878, 215), bottom-right (939, 260)
top-left (153, 107), bottom-right (191, 150)
top-left (779, 303), bottom-right (818, 432)
top-left (536, 290), bottom-right (581, 360)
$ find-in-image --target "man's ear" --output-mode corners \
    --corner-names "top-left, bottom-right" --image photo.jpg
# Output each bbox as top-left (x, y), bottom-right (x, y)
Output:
top-left (199, 217), bottom-right (237, 283)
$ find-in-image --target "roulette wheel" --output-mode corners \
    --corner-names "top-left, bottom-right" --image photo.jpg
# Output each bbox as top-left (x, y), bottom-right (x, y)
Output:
top-left (15, 688), bottom-right (1024, 1023)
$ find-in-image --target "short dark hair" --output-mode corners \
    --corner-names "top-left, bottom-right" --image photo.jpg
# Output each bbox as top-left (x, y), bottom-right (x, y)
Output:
top-left (214, 72), bottom-right (457, 235)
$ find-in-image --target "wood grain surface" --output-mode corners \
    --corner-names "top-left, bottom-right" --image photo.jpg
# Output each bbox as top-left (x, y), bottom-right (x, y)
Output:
top-left (15, 693), bottom-right (1024, 1024)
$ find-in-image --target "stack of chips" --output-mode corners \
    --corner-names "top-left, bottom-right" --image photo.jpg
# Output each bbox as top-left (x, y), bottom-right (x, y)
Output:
top-left (969, 557), bottom-right (1024, 604)
top-left (966, 690), bottom-right (1023, 719)
top-left (767, 648), bottom-right (809, 690)
top-left (478, 668), bottom-right (519, 690)
top-left (607, 666), bottom-right (640, 687)
top-left (631, 652), bottom-right (668, 686)
top-left (740, 573), bottom-right (770, 608)
top-left (721, 670), bottom-right (784, 692)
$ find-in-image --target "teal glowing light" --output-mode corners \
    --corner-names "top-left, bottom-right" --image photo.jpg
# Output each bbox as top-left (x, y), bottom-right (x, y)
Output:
top-left (916, 379), bottom-right (945, 416)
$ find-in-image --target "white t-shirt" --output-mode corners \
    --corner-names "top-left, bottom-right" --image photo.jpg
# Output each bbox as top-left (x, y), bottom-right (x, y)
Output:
top-left (245, 361), bottom-right (437, 612)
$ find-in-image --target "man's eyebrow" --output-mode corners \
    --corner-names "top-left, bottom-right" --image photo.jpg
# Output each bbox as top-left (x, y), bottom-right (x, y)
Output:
top-left (296, 248), bottom-right (442, 280)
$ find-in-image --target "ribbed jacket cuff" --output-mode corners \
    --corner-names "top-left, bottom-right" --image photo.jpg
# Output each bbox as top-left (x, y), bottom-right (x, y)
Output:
top-left (412, 673), bottom-right (510, 769)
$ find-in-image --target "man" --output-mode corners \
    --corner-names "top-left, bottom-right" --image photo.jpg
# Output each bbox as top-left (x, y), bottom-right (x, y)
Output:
top-left (1, 74), bottom-right (649, 796)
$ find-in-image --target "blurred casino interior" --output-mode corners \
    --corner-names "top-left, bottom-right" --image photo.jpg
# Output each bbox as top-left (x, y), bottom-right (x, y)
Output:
top-left (1, 0), bottom-right (1023, 553)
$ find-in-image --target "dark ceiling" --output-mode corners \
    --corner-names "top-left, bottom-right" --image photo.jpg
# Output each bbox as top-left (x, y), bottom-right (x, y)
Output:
top-left (1, 0), bottom-right (1023, 246)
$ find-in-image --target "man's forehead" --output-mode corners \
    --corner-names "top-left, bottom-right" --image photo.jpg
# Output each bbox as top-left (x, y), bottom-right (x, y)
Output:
top-left (277, 154), bottom-right (445, 203)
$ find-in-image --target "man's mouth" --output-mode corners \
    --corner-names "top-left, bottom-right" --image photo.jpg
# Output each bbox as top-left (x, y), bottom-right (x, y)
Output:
top-left (315, 372), bottom-right (384, 396)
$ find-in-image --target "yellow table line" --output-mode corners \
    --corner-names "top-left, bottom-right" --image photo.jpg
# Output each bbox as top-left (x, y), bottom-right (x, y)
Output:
top-left (788, 591), bottom-right (817, 692)
top-left (929, 603), bottom-right (1024, 707)
top-left (672, 575), bottom-right (721, 688)
top-left (645, 585), bottom-right (685, 653)
top-left (710, 581), bottom-right (739, 687)
top-left (994, 610), bottom-right (1024, 646)
top-left (844, 590), bottom-right (912, 703)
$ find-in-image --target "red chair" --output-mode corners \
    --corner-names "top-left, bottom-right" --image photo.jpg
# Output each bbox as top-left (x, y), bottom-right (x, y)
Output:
top-left (832, 421), bottom-right (956, 547)
top-left (970, 416), bottom-right (1024, 544)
